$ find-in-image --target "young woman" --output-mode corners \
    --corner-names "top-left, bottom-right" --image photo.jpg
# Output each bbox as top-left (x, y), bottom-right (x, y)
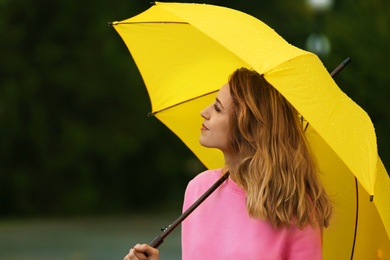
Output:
top-left (125, 68), bottom-right (332, 260)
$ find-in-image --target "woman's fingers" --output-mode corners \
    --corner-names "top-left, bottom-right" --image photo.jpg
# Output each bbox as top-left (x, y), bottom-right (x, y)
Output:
top-left (135, 244), bottom-right (160, 260)
top-left (124, 246), bottom-right (147, 260)
top-left (124, 244), bottom-right (159, 260)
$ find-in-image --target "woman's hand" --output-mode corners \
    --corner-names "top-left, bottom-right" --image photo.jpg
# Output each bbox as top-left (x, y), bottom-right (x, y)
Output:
top-left (123, 244), bottom-right (159, 260)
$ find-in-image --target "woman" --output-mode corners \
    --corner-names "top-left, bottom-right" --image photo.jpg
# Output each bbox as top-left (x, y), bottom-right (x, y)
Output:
top-left (125, 68), bottom-right (332, 260)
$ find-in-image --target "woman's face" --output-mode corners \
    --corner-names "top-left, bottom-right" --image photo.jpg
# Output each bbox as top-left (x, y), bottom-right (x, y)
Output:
top-left (199, 83), bottom-right (232, 153)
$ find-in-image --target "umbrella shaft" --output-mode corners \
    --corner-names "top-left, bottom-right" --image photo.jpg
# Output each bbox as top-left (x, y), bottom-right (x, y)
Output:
top-left (330, 57), bottom-right (351, 77)
top-left (148, 171), bottom-right (230, 248)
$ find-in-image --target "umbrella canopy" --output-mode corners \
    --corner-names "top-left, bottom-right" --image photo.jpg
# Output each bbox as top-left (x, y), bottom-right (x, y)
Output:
top-left (111, 2), bottom-right (390, 259)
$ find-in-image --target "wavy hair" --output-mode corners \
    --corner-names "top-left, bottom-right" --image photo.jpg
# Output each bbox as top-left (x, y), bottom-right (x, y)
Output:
top-left (227, 68), bottom-right (332, 229)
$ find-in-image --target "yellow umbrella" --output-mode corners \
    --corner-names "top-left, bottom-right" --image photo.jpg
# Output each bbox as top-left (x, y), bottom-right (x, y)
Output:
top-left (111, 2), bottom-right (390, 259)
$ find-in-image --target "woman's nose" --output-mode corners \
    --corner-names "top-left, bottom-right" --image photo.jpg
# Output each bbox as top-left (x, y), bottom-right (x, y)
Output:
top-left (200, 104), bottom-right (211, 119)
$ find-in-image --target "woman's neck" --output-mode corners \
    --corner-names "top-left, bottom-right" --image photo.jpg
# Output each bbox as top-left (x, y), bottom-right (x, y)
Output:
top-left (223, 152), bottom-right (239, 182)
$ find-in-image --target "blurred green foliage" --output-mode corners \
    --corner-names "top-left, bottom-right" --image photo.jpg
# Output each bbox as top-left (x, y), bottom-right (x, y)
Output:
top-left (1, 0), bottom-right (389, 217)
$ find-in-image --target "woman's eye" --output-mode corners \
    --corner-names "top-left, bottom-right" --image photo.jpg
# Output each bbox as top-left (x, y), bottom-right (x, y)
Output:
top-left (214, 104), bottom-right (221, 112)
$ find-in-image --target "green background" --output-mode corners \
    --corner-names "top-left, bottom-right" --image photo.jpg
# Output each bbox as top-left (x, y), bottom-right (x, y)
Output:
top-left (1, 0), bottom-right (389, 219)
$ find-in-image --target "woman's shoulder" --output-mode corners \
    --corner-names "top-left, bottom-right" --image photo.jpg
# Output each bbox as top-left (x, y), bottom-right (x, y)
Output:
top-left (183, 169), bottom-right (223, 208)
top-left (189, 168), bottom-right (222, 184)
top-left (185, 169), bottom-right (223, 193)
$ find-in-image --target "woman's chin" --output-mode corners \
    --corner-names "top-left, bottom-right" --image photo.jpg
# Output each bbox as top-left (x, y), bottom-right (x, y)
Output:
top-left (199, 139), bottom-right (212, 148)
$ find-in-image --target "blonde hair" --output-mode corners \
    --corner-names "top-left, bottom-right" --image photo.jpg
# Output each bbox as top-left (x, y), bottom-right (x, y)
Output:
top-left (227, 68), bottom-right (332, 229)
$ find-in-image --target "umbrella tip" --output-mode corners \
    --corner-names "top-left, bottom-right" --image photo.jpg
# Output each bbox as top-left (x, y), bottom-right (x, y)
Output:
top-left (150, 1), bottom-right (156, 5)
top-left (370, 195), bottom-right (374, 202)
top-left (108, 21), bottom-right (119, 26)
top-left (147, 112), bottom-right (155, 117)
top-left (330, 57), bottom-right (352, 78)
top-left (343, 57), bottom-right (352, 65)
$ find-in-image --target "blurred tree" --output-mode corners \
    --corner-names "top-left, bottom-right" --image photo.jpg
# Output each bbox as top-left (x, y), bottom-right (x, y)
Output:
top-left (0, 0), bottom-right (388, 217)
top-left (0, 0), bottom-right (197, 217)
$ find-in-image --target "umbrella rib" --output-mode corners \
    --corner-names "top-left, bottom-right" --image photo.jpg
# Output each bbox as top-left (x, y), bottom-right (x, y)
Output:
top-left (113, 21), bottom-right (189, 25)
top-left (350, 177), bottom-right (359, 259)
top-left (150, 90), bottom-right (219, 116)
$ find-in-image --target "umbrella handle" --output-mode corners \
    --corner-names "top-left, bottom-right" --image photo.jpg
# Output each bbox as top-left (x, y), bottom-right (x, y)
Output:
top-left (147, 171), bottom-right (230, 249)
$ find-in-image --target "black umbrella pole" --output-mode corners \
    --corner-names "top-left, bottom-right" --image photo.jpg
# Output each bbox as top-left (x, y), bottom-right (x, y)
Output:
top-left (148, 171), bottom-right (230, 249)
top-left (330, 57), bottom-right (351, 78)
